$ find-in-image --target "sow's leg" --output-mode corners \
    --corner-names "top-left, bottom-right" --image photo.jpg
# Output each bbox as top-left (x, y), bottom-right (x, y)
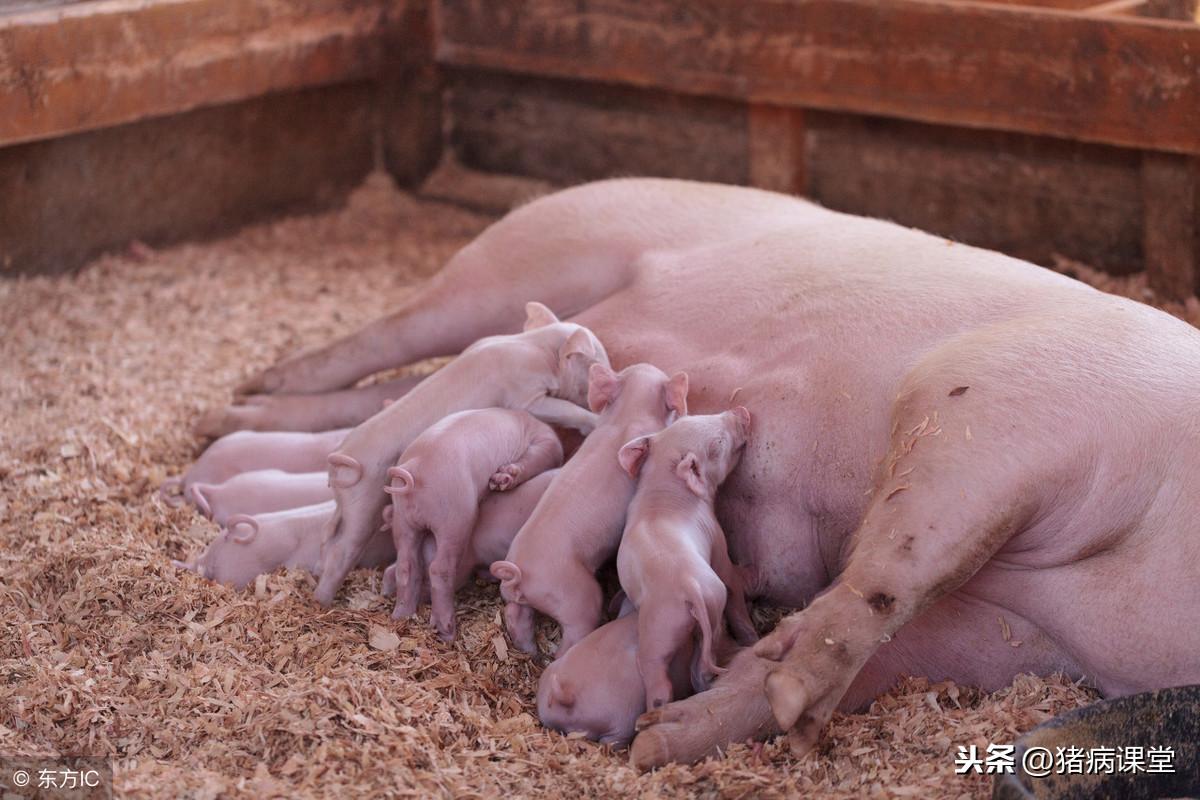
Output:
top-left (195, 374), bottom-right (425, 438)
top-left (230, 191), bottom-right (644, 402)
top-left (631, 353), bottom-right (1074, 768)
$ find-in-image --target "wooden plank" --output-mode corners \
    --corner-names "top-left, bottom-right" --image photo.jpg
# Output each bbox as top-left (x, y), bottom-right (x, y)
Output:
top-left (807, 112), bottom-right (1144, 274)
top-left (0, 83), bottom-right (375, 274)
top-left (448, 69), bottom-right (748, 186)
top-left (962, 0), bottom-right (1098, 7)
top-left (1142, 153), bottom-right (1199, 299)
top-left (0, 0), bottom-right (422, 147)
top-left (437, 0), bottom-right (1200, 156)
top-left (747, 105), bottom-right (807, 195)
top-left (1083, 0), bottom-right (1147, 14)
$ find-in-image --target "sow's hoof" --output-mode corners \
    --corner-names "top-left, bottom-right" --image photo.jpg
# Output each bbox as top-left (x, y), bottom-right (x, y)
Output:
top-left (993, 684), bottom-right (1200, 800)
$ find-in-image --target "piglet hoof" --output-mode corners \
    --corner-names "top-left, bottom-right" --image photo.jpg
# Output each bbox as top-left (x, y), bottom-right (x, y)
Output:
top-left (226, 514), bottom-right (259, 544)
top-left (313, 583), bottom-right (337, 608)
top-left (159, 478), bottom-right (186, 508)
top-left (435, 619), bottom-right (457, 643)
top-left (327, 453), bottom-right (364, 489)
top-left (381, 564), bottom-right (397, 597)
top-left (488, 464), bottom-right (522, 492)
top-left (391, 598), bottom-right (418, 620)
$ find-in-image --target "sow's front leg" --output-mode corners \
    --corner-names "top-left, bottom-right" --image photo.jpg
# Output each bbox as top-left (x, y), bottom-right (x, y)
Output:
top-left (631, 373), bottom-right (1063, 768)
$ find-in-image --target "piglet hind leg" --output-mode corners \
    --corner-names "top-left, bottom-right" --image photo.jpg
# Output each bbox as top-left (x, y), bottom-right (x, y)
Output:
top-left (390, 517), bottom-right (428, 621)
top-left (636, 600), bottom-right (697, 711)
top-left (426, 512), bottom-right (478, 641)
top-left (489, 428), bottom-right (564, 492)
top-left (631, 379), bottom-right (1056, 768)
top-left (554, 568), bottom-right (606, 656)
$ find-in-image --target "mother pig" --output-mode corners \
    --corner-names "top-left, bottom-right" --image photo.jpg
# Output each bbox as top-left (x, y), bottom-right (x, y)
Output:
top-left (202, 178), bottom-right (1200, 770)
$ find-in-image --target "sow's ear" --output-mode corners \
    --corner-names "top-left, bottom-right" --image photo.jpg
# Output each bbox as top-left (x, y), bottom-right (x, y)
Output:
top-left (675, 452), bottom-right (706, 497)
top-left (588, 363), bottom-right (621, 413)
top-left (618, 436), bottom-right (652, 479)
top-left (524, 301), bottom-right (560, 331)
top-left (665, 371), bottom-right (689, 417)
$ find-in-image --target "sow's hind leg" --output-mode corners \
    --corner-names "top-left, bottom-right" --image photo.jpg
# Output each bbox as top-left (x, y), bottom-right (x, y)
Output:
top-left (195, 374), bottom-right (425, 439)
top-left (631, 352), bottom-right (1075, 768)
top-left (232, 190), bottom-right (643, 400)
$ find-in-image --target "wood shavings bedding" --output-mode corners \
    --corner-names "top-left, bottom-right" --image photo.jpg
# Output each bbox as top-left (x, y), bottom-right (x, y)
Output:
top-left (12, 171), bottom-right (1183, 798)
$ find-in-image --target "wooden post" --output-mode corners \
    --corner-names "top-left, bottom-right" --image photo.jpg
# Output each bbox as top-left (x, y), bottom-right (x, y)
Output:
top-left (748, 105), bottom-right (807, 195)
top-left (1142, 152), bottom-right (1199, 300)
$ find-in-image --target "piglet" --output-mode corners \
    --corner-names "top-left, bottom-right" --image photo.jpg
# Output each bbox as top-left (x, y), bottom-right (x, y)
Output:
top-left (160, 428), bottom-right (349, 509)
top-left (537, 601), bottom-right (694, 747)
top-left (173, 500), bottom-right (394, 590)
top-left (314, 302), bottom-right (607, 608)
top-left (388, 408), bottom-right (563, 641)
top-left (615, 408), bottom-right (757, 710)
top-left (381, 468), bottom-right (558, 599)
top-left (492, 362), bottom-right (688, 656)
top-left (190, 469), bottom-right (333, 526)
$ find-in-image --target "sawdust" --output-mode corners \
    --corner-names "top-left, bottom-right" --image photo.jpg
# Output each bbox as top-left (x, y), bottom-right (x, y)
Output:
top-left (10, 171), bottom-right (1174, 798)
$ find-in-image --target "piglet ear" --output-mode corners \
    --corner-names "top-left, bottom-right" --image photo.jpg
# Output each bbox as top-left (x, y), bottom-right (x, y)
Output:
top-left (523, 301), bottom-right (560, 331)
top-left (675, 452), bottom-right (706, 497)
top-left (587, 363), bottom-right (621, 413)
top-left (665, 371), bottom-right (689, 418)
top-left (550, 673), bottom-right (576, 708)
top-left (730, 405), bottom-right (751, 434)
top-left (560, 328), bottom-right (597, 363)
top-left (617, 436), bottom-right (651, 479)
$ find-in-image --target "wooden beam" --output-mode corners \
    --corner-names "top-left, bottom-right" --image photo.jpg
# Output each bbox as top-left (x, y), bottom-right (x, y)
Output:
top-left (1082, 0), bottom-right (1147, 14)
top-left (1142, 153), bottom-right (1200, 300)
top-left (0, 0), bottom-right (423, 147)
top-left (747, 105), bottom-right (807, 195)
top-left (437, 0), bottom-right (1200, 156)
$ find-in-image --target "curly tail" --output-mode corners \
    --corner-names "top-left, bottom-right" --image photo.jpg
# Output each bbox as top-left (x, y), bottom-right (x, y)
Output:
top-left (327, 453), bottom-right (363, 489)
top-left (686, 578), bottom-right (726, 687)
top-left (384, 465), bottom-right (414, 495)
top-left (225, 514), bottom-right (260, 544)
top-left (190, 484), bottom-right (214, 519)
top-left (490, 560), bottom-right (524, 603)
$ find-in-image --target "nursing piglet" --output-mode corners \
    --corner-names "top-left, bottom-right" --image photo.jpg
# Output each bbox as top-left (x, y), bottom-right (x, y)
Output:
top-left (160, 428), bottom-right (349, 508)
top-left (492, 363), bottom-right (688, 656)
top-left (381, 468), bottom-right (558, 599)
top-left (173, 500), bottom-right (393, 590)
top-left (388, 408), bottom-right (563, 641)
top-left (616, 408), bottom-right (756, 710)
top-left (537, 603), bottom-right (693, 747)
top-left (190, 469), bottom-right (332, 526)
